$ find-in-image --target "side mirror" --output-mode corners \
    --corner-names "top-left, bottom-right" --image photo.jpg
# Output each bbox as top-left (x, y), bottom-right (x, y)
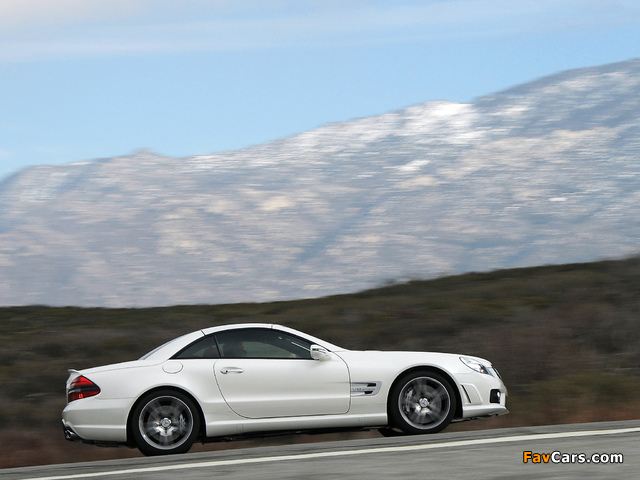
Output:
top-left (310, 344), bottom-right (331, 361)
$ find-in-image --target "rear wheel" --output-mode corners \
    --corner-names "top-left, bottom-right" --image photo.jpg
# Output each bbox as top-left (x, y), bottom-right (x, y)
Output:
top-left (131, 390), bottom-right (201, 456)
top-left (388, 371), bottom-right (456, 434)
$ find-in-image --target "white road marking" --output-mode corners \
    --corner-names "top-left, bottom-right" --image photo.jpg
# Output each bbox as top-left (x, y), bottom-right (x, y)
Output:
top-left (25, 426), bottom-right (640, 480)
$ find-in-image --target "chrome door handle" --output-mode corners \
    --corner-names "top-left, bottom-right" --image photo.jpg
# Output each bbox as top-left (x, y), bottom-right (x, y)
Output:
top-left (220, 367), bottom-right (244, 374)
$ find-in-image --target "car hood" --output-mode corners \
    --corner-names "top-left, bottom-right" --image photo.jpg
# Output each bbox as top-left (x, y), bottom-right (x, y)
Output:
top-left (335, 350), bottom-right (494, 377)
top-left (349, 350), bottom-right (490, 363)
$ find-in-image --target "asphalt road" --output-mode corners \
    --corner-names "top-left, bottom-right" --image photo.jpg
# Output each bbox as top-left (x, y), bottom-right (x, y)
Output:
top-left (4, 420), bottom-right (640, 480)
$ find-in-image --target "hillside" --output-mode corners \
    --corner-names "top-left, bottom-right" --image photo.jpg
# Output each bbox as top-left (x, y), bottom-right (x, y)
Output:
top-left (1, 59), bottom-right (640, 307)
top-left (2, 258), bottom-right (640, 467)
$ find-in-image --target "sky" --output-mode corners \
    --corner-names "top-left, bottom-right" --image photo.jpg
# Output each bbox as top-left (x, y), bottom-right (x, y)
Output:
top-left (1, 0), bottom-right (640, 182)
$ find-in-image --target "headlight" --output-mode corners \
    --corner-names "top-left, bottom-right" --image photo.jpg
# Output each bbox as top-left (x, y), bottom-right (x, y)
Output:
top-left (460, 356), bottom-right (491, 375)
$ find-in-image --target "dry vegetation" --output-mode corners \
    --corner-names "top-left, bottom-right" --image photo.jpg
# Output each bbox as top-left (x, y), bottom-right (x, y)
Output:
top-left (2, 257), bottom-right (640, 468)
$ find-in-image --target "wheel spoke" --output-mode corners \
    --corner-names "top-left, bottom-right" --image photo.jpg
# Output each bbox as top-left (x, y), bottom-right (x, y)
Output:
top-left (138, 395), bottom-right (194, 451)
top-left (397, 376), bottom-right (451, 429)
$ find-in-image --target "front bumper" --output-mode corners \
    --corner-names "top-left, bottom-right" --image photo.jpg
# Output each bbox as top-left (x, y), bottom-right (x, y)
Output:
top-left (458, 371), bottom-right (508, 419)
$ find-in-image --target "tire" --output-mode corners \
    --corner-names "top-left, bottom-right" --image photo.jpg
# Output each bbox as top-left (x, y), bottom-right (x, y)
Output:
top-left (131, 389), bottom-right (201, 456)
top-left (388, 371), bottom-right (456, 435)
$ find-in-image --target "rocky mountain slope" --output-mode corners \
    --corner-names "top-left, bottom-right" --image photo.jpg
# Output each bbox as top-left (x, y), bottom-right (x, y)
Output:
top-left (1, 58), bottom-right (639, 307)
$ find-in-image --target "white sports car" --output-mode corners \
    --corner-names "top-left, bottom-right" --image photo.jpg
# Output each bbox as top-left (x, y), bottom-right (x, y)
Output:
top-left (62, 323), bottom-right (508, 455)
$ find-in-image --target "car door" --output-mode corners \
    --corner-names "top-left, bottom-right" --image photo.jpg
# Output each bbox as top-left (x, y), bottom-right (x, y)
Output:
top-left (213, 327), bottom-right (350, 419)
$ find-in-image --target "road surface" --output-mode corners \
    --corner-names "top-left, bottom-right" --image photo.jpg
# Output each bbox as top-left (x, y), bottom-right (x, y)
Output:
top-left (3, 420), bottom-right (640, 480)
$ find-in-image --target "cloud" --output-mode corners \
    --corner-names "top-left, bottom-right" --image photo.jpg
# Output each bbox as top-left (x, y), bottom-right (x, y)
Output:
top-left (0, 0), bottom-right (144, 33)
top-left (0, 0), bottom-right (637, 62)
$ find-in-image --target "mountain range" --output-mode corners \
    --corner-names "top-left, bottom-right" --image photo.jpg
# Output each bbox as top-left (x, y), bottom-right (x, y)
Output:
top-left (1, 58), bottom-right (639, 307)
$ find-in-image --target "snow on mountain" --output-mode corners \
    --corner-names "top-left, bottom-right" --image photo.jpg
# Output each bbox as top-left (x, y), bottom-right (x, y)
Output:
top-left (1, 59), bottom-right (639, 307)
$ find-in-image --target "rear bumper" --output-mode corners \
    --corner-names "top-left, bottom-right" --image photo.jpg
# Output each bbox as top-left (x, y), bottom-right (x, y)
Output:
top-left (62, 396), bottom-right (132, 443)
top-left (62, 419), bottom-right (130, 447)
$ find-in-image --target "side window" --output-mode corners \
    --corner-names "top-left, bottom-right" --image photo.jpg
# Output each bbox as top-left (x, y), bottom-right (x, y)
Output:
top-left (215, 328), bottom-right (313, 359)
top-left (173, 335), bottom-right (220, 359)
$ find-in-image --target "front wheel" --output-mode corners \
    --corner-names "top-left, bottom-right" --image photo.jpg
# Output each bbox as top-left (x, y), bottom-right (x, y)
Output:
top-left (131, 390), bottom-right (201, 456)
top-left (388, 371), bottom-right (456, 434)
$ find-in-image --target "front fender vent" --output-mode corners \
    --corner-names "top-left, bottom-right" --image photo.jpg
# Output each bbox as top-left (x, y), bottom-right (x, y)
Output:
top-left (350, 382), bottom-right (381, 397)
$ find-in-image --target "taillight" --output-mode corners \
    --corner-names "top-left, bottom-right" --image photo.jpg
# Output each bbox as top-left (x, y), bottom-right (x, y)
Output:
top-left (68, 375), bottom-right (101, 402)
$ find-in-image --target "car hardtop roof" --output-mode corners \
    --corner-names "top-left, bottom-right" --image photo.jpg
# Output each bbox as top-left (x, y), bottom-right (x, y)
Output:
top-left (200, 323), bottom-right (345, 351)
top-left (200, 322), bottom-right (275, 335)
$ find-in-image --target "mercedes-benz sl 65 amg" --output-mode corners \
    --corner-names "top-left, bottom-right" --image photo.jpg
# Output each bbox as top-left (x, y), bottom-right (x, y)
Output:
top-left (62, 323), bottom-right (508, 455)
